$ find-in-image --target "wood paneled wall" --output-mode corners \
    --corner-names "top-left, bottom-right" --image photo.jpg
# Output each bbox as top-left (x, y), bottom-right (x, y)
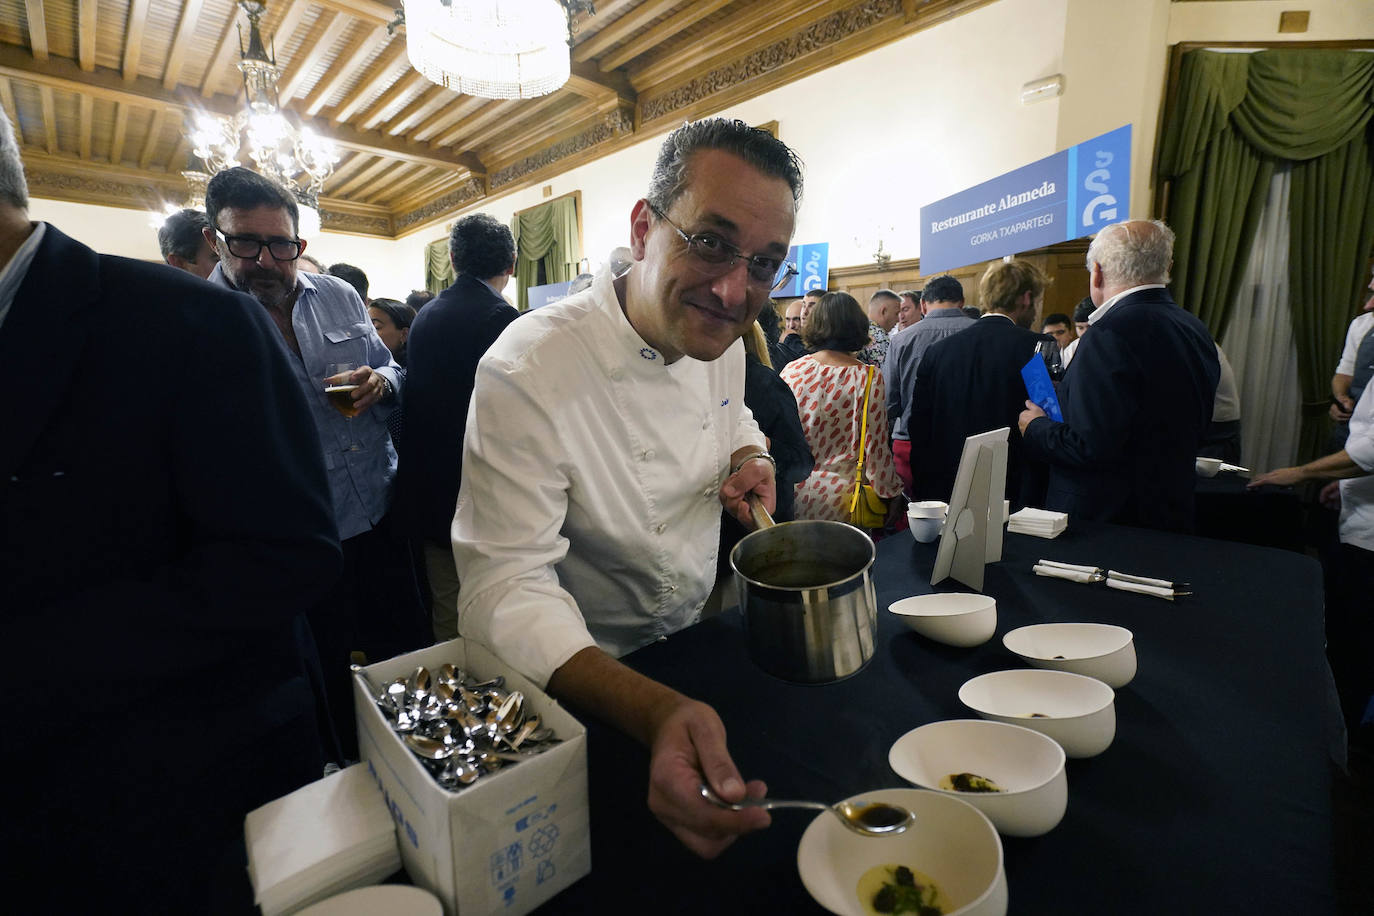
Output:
top-left (771, 239), bottom-right (1092, 329)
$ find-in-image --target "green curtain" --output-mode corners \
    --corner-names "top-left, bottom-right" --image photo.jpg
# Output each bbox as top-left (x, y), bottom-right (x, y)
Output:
top-left (512, 196), bottom-right (580, 310)
top-left (425, 237), bottom-right (455, 293)
top-left (1159, 48), bottom-right (1374, 460)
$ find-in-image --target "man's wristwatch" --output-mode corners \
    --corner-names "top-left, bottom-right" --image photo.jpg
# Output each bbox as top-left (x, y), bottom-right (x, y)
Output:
top-left (730, 451), bottom-right (777, 476)
top-left (380, 376), bottom-right (394, 400)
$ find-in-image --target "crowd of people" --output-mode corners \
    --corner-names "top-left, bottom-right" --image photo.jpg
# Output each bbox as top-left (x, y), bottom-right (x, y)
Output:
top-left (5, 103), bottom-right (1370, 910)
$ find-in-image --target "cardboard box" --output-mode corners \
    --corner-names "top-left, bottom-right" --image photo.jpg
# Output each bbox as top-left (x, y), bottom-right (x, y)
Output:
top-left (354, 639), bottom-right (591, 915)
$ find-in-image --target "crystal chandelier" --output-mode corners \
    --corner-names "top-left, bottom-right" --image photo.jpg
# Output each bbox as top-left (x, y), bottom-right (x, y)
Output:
top-left (403, 0), bottom-right (594, 100)
top-left (186, 0), bottom-right (338, 223)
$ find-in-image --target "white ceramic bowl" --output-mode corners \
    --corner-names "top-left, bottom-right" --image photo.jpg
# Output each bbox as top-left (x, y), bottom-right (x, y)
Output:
top-left (797, 788), bottom-right (1007, 916)
top-left (958, 669), bottom-right (1116, 758)
top-left (1195, 457), bottom-right (1222, 477)
top-left (1002, 622), bottom-right (1137, 688)
top-left (908, 500), bottom-right (949, 519)
top-left (888, 719), bottom-right (1067, 837)
top-left (910, 517), bottom-right (945, 543)
top-left (889, 594), bottom-right (997, 648)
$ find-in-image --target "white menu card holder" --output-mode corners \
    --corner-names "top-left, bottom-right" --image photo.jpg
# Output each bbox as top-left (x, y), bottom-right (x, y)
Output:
top-left (931, 427), bottom-right (1009, 591)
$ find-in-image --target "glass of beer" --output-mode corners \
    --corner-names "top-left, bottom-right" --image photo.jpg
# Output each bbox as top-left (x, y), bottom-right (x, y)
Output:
top-left (325, 362), bottom-right (362, 418)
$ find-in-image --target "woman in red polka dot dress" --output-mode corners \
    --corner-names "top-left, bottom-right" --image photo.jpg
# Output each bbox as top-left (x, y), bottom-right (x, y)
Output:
top-left (781, 292), bottom-right (903, 525)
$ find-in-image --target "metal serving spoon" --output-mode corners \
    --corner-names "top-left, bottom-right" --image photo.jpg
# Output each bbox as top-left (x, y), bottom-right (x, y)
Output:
top-left (699, 784), bottom-right (913, 836)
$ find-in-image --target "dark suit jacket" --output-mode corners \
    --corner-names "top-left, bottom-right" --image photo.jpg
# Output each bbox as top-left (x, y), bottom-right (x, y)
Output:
top-left (1, 224), bottom-right (341, 907)
top-left (392, 273), bottom-right (519, 544)
top-left (908, 315), bottom-right (1046, 508)
top-left (1022, 287), bottom-right (1220, 532)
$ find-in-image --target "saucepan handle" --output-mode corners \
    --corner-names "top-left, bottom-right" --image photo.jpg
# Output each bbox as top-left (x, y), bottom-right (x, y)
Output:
top-left (747, 492), bottom-right (776, 531)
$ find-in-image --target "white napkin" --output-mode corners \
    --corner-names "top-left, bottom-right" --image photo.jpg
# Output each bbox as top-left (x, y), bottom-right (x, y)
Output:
top-left (1033, 563), bottom-right (1102, 583)
top-left (1107, 570), bottom-right (1179, 590)
top-left (1105, 577), bottom-right (1180, 600)
top-left (246, 764), bottom-right (401, 916)
top-left (1037, 559), bottom-right (1101, 575)
top-left (1008, 508), bottom-right (1068, 538)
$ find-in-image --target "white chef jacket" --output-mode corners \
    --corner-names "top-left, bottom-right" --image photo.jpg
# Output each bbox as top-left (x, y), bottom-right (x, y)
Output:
top-left (1340, 384), bottom-right (1374, 552)
top-left (452, 267), bottom-right (766, 687)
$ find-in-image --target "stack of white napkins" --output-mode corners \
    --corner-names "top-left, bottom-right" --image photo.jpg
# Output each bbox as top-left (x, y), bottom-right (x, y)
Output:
top-left (1008, 507), bottom-right (1068, 538)
top-left (246, 763), bottom-right (402, 916)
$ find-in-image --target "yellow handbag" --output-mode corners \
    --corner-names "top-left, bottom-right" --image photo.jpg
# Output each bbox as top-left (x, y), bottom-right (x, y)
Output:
top-left (848, 366), bottom-right (889, 529)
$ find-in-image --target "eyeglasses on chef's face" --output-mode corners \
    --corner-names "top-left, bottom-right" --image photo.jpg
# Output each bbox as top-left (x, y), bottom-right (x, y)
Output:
top-left (215, 230), bottom-right (303, 261)
top-left (649, 204), bottom-right (798, 290)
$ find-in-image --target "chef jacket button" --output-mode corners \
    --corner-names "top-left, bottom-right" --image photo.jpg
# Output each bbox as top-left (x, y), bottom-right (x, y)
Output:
top-left (642, 449), bottom-right (655, 461)
top-left (655, 523), bottom-right (666, 535)
top-left (610, 368), bottom-right (624, 381)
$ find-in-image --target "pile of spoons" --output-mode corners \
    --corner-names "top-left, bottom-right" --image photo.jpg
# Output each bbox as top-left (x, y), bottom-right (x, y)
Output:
top-left (372, 663), bottom-right (559, 792)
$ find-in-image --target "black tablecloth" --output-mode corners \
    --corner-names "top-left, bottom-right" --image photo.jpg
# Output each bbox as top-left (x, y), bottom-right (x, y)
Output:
top-left (551, 521), bottom-right (1337, 913)
top-left (1195, 473), bottom-right (1304, 553)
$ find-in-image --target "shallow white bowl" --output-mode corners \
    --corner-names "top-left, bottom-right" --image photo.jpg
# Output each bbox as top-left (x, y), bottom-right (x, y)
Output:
top-left (797, 788), bottom-right (1007, 916)
top-left (958, 669), bottom-right (1116, 758)
top-left (1195, 457), bottom-right (1222, 477)
top-left (889, 594), bottom-right (997, 647)
top-left (1003, 622), bottom-right (1137, 688)
top-left (888, 719), bottom-right (1067, 837)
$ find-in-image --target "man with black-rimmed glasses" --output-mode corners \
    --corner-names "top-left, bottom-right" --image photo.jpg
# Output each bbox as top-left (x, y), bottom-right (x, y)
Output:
top-left (454, 118), bottom-right (801, 860)
top-left (204, 166), bottom-right (429, 759)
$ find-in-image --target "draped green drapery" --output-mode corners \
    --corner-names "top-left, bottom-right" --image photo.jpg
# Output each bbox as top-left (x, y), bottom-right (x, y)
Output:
top-left (1159, 48), bottom-right (1374, 460)
top-left (511, 196), bottom-right (580, 310)
top-left (424, 238), bottom-right (455, 294)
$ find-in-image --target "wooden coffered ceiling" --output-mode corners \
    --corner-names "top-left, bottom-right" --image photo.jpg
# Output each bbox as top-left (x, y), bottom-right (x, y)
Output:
top-left (2, 0), bottom-right (992, 238)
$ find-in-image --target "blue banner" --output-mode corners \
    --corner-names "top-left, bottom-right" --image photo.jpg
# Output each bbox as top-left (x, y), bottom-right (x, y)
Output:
top-left (772, 242), bottom-right (829, 298)
top-left (526, 280), bottom-right (572, 310)
top-left (919, 125), bottom-right (1131, 275)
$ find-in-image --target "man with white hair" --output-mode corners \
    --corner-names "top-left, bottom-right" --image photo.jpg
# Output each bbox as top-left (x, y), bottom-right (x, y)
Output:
top-left (1018, 219), bottom-right (1219, 532)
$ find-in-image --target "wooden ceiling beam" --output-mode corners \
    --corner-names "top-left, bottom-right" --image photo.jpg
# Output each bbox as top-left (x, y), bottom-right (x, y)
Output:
top-left (79, 94), bottom-right (93, 160)
top-left (24, 0), bottom-right (48, 63)
top-left (385, 84), bottom-right (449, 136)
top-left (39, 85), bottom-right (56, 154)
top-left (163, 0), bottom-right (207, 89)
top-left (572, 0), bottom-right (680, 64)
top-left (109, 102), bottom-right (128, 165)
top-left (301, 26), bottom-right (392, 117)
top-left (564, 61), bottom-right (637, 106)
top-left (0, 45), bottom-right (468, 175)
top-left (408, 94), bottom-right (488, 143)
top-left (598, 0), bottom-right (734, 72)
top-left (322, 151), bottom-right (375, 190)
top-left (629, 0), bottom-right (832, 91)
top-left (392, 171), bottom-right (467, 214)
top-left (358, 162), bottom-right (422, 205)
top-left (325, 119), bottom-right (471, 171)
top-left (462, 94), bottom-right (576, 154)
top-left (0, 79), bottom-right (17, 136)
top-left (357, 70), bottom-right (427, 130)
top-left (429, 98), bottom-right (514, 148)
top-left (78, 0), bottom-right (97, 72)
top-left (570, 0), bottom-right (637, 41)
top-left (378, 163), bottom-right (443, 205)
top-left (332, 155), bottom-right (397, 198)
top-left (329, 42), bottom-right (408, 124)
top-left (138, 108), bottom-right (165, 170)
top-left (123, 0), bottom-right (152, 81)
top-left (277, 11), bottom-right (352, 105)
top-left (199, 4), bottom-right (245, 97)
top-left (166, 133), bottom-right (189, 172)
top-left (312, 0), bottom-right (397, 26)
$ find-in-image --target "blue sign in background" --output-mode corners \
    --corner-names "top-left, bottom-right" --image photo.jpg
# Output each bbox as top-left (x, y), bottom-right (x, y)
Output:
top-left (919, 125), bottom-right (1131, 275)
top-left (772, 242), bottom-right (829, 298)
top-left (526, 280), bottom-right (573, 310)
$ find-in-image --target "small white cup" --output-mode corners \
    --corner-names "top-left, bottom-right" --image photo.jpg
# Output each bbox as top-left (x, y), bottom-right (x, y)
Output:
top-left (909, 500), bottom-right (949, 519)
